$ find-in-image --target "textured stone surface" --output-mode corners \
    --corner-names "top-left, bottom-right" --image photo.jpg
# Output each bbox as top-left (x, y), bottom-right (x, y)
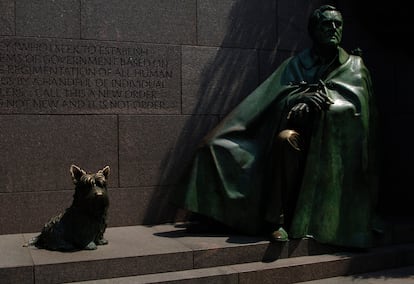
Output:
top-left (150, 225), bottom-right (344, 269)
top-left (15, 0), bottom-right (80, 38)
top-left (0, 38), bottom-right (181, 114)
top-left (0, 234), bottom-right (33, 284)
top-left (0, 115), bottom-right (118, 192)
top-left (0, 186), bottom-right (179, 235)
top-left (299, 266), bottom-right (414, 283)
top-left (81, 0), bottom-right (196, 45)
top-left (182, 46), bottom-right (259, 115)
top-left (259, 49), bottom-right (293, 83)
top-left (25, 226), bottom-right (193, 283)
top-left (0, 0), bottom-right (14, 35)
top-left (108, 186), bottom-right (179, 227)
top-left (197, 0), bottom-right (277, 49)
top-left (119, 115), bottom-right (218, 187)
top-left (0, 266), bottom-right (33, 284)
top-left (277, 0), bottom-right (324, 51)
top-left (0, 225), bottom-right (412, 283)
top-left (0, 190), bottom-right (73, 234)
top-left (0, 0), bottom-right (411, 238)
top-left (235, 249), bottom-right (404, 284)
top-left (151, 224), bottom-right (271, 269)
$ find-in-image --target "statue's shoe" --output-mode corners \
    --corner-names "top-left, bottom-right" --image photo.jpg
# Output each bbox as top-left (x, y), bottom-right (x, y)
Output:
top-left (270, 227), bottom-right (289, 242)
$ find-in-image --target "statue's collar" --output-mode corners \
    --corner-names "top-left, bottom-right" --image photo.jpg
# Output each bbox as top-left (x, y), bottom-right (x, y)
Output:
top-left (298, 47), bottom-right (349, 69)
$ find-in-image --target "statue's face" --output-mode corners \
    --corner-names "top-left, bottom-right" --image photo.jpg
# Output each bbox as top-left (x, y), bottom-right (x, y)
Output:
top-left (313, 10), bottom-right (343, 48)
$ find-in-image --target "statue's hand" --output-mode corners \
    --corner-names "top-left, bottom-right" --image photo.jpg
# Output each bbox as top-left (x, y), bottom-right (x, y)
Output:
top-left (287, 91), bottom-right (333, 121)
top-left (287, 102), bottom-right (309, 121)
top-left (298, 91), bottom-right (333, 111)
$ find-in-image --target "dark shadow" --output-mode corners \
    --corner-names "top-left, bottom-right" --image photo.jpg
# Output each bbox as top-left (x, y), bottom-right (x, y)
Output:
top-left (141, 2), bottom-right (414, 278)
top-left (340, 0), bottom-right (414, 221)
top-left (337, 0), bottom-right (414, 279)
top-left (143, 0), bottom-right (281, 225)
top-left (152, 222), bottom-right (235, 239)
top-left (346, 0), bottom-right (414, 53)
top-left (153, 222), bottom-right (268, 245)
top-left (143, 0), bottom-right (335, 227)
top-left (342, 244), bottom-right (414, 280)
top-left (262, 242), bottom-right (287, 262)
top-left (262, 238), bottom-right (349, 262)
top-left (349, 266), bottom-right (414, 280)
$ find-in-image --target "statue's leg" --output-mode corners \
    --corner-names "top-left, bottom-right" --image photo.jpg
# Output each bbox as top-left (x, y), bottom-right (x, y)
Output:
top-left (266, 129), bottom-right (304, 241)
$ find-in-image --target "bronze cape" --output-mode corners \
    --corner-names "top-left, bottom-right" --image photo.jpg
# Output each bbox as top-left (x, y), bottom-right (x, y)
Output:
top-left (175, 47), bottom-right (379, 248)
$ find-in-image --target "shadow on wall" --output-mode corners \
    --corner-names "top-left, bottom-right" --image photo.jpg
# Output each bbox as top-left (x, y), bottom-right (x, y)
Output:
top-left (347, 1), bottom-right (414, 52)
top-left (342, 0), bottom-right (414, 218)
top-left (143, 0), bottom-right (329, 225)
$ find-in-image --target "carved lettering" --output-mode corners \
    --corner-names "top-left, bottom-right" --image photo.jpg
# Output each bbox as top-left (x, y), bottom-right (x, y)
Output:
top-left (0, 38), bottom-right (180, 113)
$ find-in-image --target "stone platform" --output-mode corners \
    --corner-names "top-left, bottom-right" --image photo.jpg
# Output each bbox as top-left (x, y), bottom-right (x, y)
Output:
top-left (1, 224), bottom-right (413, 284)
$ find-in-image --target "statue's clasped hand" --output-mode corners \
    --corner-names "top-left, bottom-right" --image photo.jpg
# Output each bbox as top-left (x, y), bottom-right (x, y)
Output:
top-left (287, 91), bottom-right (333, 121)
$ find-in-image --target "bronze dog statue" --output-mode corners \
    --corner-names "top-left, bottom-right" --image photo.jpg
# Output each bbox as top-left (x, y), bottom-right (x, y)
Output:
top-left (25, 165), bottom-right (110, 251)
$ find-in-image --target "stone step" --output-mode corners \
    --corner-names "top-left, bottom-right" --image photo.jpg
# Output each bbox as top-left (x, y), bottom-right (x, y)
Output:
top-left (297, 265), bottom-right (414, 283)
top-left (70, 246), bottom-right (414, 284)
top-left (1, 224), bottom-right (413, 284)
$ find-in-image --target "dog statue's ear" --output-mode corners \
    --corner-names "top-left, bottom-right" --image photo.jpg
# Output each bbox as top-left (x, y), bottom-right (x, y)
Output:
top-left (100, 166), bottom-right (110, 180)
top-left (70, 165), bottom-right (86, 183)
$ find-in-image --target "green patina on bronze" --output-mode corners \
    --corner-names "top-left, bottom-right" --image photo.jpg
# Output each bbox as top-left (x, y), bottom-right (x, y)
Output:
top-left (174, 5), bottom-right (379, 248)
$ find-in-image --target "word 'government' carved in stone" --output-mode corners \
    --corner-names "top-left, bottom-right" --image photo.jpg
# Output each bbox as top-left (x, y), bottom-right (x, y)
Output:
top-left (0, 38), bottom-right (180, 114)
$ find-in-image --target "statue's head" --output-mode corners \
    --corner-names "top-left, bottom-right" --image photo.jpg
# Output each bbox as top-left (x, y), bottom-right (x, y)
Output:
top-left (308, 5), bottom-right (343, 49)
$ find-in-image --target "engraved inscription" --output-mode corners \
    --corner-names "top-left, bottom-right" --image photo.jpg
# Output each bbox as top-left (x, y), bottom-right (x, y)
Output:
top-left (0, 38), bottom-right (180, 114)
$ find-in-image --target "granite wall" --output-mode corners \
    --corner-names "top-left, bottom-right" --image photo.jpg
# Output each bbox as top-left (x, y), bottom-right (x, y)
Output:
top-left (0, 0), bottom-right (412, 234)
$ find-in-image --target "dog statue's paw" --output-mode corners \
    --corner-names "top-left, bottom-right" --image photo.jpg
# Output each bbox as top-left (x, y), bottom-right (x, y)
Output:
top-left (95, 238), bottom-right (108, 246)
top-left (85, 241), bottom-right (98, 250)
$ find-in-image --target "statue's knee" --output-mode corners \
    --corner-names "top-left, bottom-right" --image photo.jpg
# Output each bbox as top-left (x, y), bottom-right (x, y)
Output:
top-left (277, 129), bottom-right (301, 151)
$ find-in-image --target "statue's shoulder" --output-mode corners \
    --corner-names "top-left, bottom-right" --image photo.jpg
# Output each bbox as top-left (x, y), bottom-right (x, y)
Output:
top-left (350, 54), bottom-right (368, 71)
top-left (350, 47), bottom-right (363, 57)
top-left (347, 48), bottom-right (366, 65)
top-left (340, 47), bottom-right (368, 70)
top-left (345, 48), bottom-right (372, 81)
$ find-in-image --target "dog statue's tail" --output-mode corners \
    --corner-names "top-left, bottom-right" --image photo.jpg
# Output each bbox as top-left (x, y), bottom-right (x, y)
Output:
top-left (22, 236), bottom-right (39, 247)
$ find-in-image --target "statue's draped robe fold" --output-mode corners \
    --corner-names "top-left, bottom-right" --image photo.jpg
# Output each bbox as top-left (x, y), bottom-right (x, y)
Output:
top-left (175, 47), bottom-right (378, 248)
